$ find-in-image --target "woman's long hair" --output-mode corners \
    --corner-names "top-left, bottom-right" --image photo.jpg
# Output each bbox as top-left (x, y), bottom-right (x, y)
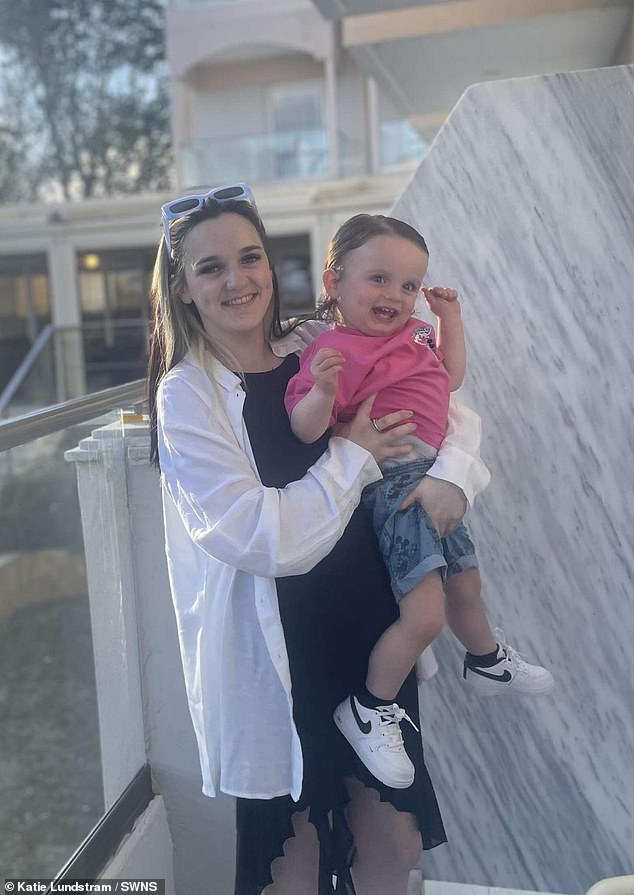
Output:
top-left (317, 213), bottom-right (429, 323)
top-left (146, 198), bottom-right (291, 466)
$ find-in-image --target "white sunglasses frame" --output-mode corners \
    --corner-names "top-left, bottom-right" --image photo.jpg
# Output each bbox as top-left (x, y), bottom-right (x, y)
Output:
top-left (160, 182), bottom-right (257, 255)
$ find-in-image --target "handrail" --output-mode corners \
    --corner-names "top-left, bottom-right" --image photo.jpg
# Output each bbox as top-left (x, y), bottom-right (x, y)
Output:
top-left (0, 379), bottom-right (146, 452)
top-left (0, 323), bottom-right (55, 418)
top-left (0, 319), bottom-right (149, 419)
top-left (49, 764), bottom-right (153, 888)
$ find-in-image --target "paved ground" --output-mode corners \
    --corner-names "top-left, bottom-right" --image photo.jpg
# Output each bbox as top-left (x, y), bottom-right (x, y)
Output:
top-left (0, 593), bottom-right (103, 878)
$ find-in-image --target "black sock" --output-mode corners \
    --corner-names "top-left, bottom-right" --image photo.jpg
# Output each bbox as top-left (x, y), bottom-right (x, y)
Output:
top-left (466, 644), bottom-right (500, 667)
top-left (355, 683), bottom-right (395, 709)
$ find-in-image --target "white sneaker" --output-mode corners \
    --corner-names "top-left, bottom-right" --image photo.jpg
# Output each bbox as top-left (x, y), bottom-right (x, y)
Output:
top-left (333, 695), bottom-right (418, 788)
top-left (463, 643), bottom-right (555, 696)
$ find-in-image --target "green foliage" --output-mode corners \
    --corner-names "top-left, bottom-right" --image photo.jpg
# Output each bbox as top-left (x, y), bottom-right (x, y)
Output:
top-left (0, 125), bottom-right (29, 203)
top-left (0, 0), bottom-right (173, 201)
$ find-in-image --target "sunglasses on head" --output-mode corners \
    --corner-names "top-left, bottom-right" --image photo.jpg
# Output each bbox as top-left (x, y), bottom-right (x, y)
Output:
top-left (161, 182), bottom-right (257, 256)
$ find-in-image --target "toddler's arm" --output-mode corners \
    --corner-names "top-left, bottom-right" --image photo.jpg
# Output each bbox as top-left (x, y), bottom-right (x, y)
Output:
top-left (423, 286), bottom-right (466, 391)
top-left (289, 347), bottom-right (345, 443)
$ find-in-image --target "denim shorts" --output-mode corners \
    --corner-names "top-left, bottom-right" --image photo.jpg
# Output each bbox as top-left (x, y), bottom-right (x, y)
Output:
top-left (362, 458), bottom-right (479, 601)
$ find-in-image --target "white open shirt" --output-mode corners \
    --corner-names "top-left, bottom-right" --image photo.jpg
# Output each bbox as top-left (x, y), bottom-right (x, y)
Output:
top-left (157, 321), bottom-right (490, 800)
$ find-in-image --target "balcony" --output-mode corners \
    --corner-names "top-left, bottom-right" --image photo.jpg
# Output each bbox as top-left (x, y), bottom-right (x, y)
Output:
top-left (0, 387), bottom-right (568, 891)
top-left (1, 384), bottom-right (630, 892)
top-left (180, 128), bottom-right (330, 188)
top-left (179, 120), bottom-right (425, 189)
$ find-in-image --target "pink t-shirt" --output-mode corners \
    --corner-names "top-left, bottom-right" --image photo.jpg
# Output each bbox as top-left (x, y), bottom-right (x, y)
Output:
top-left (285, 317), bottom-right (450, 449)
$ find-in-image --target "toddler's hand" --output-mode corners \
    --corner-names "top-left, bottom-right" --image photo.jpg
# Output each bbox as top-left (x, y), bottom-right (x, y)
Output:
top-left (422, 286), bottom-right (460, 319)
top-left (310, 347), bottom-right (344, 396)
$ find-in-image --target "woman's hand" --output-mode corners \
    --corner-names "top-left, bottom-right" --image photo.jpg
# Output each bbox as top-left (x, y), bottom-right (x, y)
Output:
top-left (333, 395), bottom-right (416, 465)
top-left (399, 475), bottom-right (467, 537)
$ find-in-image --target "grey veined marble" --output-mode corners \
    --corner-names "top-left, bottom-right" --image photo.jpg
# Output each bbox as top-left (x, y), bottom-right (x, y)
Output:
top-left (392, 65), bottom-right (634, 894)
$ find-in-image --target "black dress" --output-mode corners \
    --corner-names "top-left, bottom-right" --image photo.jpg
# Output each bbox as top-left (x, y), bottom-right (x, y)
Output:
top-left (235, 352), bottom-right (446, 895)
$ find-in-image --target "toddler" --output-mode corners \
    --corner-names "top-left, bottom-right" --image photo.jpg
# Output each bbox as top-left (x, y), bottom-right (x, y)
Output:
top-left (284, 214), bottom-right (554, 789)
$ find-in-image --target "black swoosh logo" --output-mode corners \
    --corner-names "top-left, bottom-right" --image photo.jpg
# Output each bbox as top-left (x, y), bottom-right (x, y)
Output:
top-left (350, 696), bottom-right (371, 733)
top-left (472, 667), bottom-right (512, 683)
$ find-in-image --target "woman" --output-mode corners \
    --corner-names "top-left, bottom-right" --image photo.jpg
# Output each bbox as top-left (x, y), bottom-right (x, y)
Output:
top-left (147, 184), bottom-right (489, 895)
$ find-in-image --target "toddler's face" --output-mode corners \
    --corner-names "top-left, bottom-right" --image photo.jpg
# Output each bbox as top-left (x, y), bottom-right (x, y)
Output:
top-left (328, 235), bottom-right (428, 337)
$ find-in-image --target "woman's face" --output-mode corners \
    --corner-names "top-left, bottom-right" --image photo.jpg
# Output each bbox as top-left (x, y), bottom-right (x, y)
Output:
top-left (180, 212), bottom-right (274, 347)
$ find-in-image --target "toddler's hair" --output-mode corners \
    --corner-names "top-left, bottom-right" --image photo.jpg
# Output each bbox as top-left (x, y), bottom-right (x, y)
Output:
top-left (318, 214), bottom-right (429, 320)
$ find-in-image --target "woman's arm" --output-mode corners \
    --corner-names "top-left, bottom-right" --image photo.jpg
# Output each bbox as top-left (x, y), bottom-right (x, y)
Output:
top-left (158, 374), bottom-right (414, 578)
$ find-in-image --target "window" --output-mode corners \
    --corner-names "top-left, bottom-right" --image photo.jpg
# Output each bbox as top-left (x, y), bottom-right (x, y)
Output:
top-left (0, 253), bottom-right (50, 391)
top-left (77, 248), bottom-right (155, 391)
top-left (267, 81), bottom-right (327, 180)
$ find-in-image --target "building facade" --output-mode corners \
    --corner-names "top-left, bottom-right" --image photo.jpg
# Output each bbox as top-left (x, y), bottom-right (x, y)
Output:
top-left (1, 0), bottom-right (631, 408)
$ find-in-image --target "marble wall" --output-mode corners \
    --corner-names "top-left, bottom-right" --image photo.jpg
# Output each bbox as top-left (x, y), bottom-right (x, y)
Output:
top-left (391, 65), bottom-right (634, 895)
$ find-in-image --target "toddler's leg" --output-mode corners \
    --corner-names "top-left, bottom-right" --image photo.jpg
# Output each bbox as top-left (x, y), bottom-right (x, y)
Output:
top-left (447, 569), bottom-right (555, 696)
top-left (333, 571), bottom-right (444, 790)
top-left (444, 568), bottom-right (496, 655)
top-left (367, 570), bottom-right (445, 700)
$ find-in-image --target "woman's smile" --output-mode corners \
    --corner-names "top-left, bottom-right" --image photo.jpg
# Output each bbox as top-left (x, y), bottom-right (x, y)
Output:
top-left (223, 293), bottom-right (258, 307)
